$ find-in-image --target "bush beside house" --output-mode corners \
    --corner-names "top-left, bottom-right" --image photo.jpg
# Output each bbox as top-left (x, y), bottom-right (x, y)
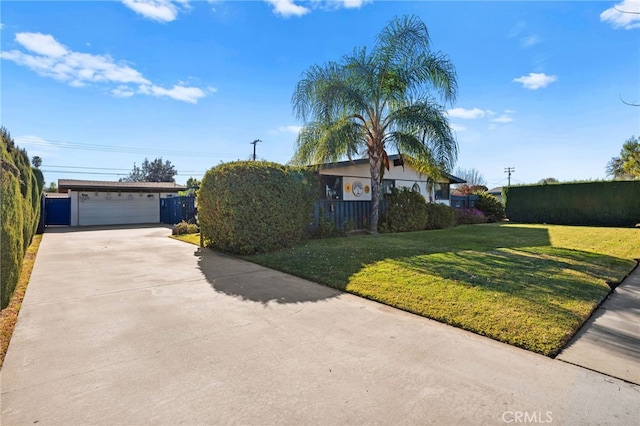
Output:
top-left (1, 127), bottom-right (43, 309)
top-left (379, 188), bottom-right (456, 232)
top-left (198, 161), bottom-right (316, 254)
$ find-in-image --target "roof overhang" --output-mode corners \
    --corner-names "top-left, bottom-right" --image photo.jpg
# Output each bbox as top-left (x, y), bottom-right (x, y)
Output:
top-left (58, 179), bottom-right (186, 193)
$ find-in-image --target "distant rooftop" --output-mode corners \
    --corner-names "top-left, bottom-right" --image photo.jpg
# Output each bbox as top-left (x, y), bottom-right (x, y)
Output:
top-left (58, 179), bottom-right (186, 192)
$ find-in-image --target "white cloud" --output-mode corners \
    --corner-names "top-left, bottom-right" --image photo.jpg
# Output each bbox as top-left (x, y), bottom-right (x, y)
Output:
top-left (0, 23), bottom-right (5, 30)
top-left (491, 115), bottom-right (513, 124)
top-left (111, 85), bottom-right (136, 98)
top-left (1, 32), bottom-right (208, 103)
top-left (341, 0), bottom-right (368, 9)
top-left (121, 0), bottom-right (191, 23)
top-left (265, 0), bottom-right (370, 17)
top-left (16, 32), bottom-right (68, 57)
top-left (447, 107), bottom-right (487, 119)
top-left (449, 123), bottom-right (467, 132)
top-left (266, 0), bottom-right (310, 17)
top-left (521, 34), bottom-right (541, 48)
top-left (140, 84), bottom-right (206, 103)
top-left (513, 72), bottom-right (557, 90)
top-left (601, 0), bottom-right (640, 30)
top-left (270, 125), bottom-right (302, 135)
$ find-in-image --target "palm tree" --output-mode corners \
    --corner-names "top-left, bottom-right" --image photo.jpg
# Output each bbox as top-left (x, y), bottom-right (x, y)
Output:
top-left (292, 15), bottom-right (458, 233)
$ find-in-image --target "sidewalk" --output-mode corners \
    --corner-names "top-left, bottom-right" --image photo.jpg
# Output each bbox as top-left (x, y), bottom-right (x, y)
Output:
top-left (558, 264), bottom-right (640, 384)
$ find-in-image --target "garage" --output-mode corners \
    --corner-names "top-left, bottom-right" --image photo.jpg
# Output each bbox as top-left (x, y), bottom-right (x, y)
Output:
top-left (58, 180), bottom-right (185, 227)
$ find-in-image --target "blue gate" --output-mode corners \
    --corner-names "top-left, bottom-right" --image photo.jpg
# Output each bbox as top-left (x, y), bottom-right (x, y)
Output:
top-left (160, 196), bottom-right (196, 225)
top-left (45, 197), bottom-right (71, 226)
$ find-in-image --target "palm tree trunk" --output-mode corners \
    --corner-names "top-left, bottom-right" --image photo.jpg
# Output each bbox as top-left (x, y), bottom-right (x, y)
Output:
top-left (369, 153), bottom-right (382, 234)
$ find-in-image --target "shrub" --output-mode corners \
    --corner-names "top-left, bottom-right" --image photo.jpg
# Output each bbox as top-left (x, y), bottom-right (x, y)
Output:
top-left (425, 203), bottom-right (456, 230)
top-left (172, 220), bottom-right (198, 235)
top-left (311, 210), bottom-right (345, 238)
top-left (379, 187), bottom-right (428, 233)
top-left (1, 127), bottom-right (42, 309)
top-left (474, 191), bottom-right (505, 223)
top-left (455, 208), bottom-right (487, 225)
top-left (198, 161), bottom-right (316, 254)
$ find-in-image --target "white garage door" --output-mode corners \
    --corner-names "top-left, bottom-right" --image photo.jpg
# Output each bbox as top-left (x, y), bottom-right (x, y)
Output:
top-left (78, 192), bottom-right (160, 226)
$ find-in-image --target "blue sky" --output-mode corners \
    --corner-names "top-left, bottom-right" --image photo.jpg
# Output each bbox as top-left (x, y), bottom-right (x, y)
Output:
top-left (1, 0), bottom-right (639, 188)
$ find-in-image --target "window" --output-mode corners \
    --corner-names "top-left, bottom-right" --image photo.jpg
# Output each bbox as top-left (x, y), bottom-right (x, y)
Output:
top-left (434, 183), bottom-right (450, 200)
top-left (321, 176), bottom-right (342, 200)
top-left (381, 179), bottom-right (395, 198)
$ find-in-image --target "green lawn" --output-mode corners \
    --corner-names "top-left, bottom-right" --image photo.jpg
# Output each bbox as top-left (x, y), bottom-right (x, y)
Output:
top-left (243, 224), bottom-right (640, 356)
top-left (170, 233), bottom-right (201, 246)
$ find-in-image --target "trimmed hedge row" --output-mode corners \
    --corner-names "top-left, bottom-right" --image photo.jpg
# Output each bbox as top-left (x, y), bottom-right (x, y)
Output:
top-left (1, 127), bottom-right (44, 309)
top-left (198, 161), bottom-right (316, 254)
top-left (504, 181), bottom-right (640, 227)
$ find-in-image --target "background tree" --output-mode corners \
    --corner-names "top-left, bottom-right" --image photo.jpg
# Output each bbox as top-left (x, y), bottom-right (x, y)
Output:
top-left (454, 167), bottom-right (487, 194)
top-left (606, 136), bottom-right (639, 179)
top-left (538, 177), bottom-right (559, 184)
top-left (45, 182), bottom-right (58, 192)
top-left (31, 156), bottom-right (42, 168)
top-left (185, 177), bottom-right (201, 188)
top-left (292, 15), bottom-right (458, 233)
top-left (121, 157), bottom-right (177, 182)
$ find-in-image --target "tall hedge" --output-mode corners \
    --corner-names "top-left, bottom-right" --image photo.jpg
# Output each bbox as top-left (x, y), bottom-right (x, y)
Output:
top-left (504, 181), bottom-right (640, 227)
top-left (1, 127), bottom-right (43, 309)
top-left (198, 161), bottom-right (316, 254)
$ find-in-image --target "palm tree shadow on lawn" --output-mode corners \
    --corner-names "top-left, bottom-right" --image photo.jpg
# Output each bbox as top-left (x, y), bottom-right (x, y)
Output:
top-left (195, 248), bottom-right (342, 305)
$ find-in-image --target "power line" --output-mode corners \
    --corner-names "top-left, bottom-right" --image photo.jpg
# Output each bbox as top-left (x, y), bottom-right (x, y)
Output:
top-left (42, 164), bottom-right (207, 174)
top-left (16, 136), bottom-right (229, 158)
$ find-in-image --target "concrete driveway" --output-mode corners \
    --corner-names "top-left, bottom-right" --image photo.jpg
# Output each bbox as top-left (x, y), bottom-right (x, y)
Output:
top-left (1, 226), bottom-right (638, 425)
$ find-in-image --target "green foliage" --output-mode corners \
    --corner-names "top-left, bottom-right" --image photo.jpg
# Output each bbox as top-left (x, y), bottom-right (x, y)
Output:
top-left (198, 161), bottom-right (316, 254)
top-left (292, 15), bottom-right (458, 232)
top-left (1, 127), bottom-right (43, 309)
top-left (121, 157), bottom-right (177, 182)
top-left (425, 203), bottom-right (456, 230)
top-left (379, 188), bottom-right (428, 233)
top-left (504, 181), bottom-right (640, 227)
top-left (474, 192), bottom-right (505, 223)
top-left (312, 210), bottom-right (345, 238)
top-left (172, 220), bottom-right (199, 235)
top-left (455, 208), bottom-right (487, 225)
top-left (606, 136), bottom-right (639, 179)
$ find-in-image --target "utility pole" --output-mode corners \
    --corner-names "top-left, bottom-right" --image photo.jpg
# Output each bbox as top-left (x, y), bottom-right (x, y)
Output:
top-left (504, 167), bottom-right (515, 186)
top-left (250, 139), bottom-right (261, 161)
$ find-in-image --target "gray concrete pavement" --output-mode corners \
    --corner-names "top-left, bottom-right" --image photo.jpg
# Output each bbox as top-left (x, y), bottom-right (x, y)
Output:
top-left (1, 226), bottom-right (639, 425)
top-left (558, 266), bottom-right (640, 385)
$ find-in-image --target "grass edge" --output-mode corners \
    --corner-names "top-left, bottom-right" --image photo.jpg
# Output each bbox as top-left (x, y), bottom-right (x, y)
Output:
top-left (0, 234), bottom-right (43, 370)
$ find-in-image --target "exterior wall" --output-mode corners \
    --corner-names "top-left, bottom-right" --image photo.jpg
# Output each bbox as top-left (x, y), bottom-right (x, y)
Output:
top-left (68, 190), bottom-right (180, 226)
top-left (70, 190), bottom-right (79, 226)
top-left (320, 161), bottom-right (451, 204)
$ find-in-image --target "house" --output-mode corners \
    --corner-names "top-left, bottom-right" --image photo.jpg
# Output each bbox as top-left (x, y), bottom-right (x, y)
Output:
top-left (488, 187), bottom-right (503, 203)
top-left (52, 179), bottom-right (186, 226)
top-left (313, 155), bottom-right (465, 231)
top-left (317, 154), bottom-right (465, 205)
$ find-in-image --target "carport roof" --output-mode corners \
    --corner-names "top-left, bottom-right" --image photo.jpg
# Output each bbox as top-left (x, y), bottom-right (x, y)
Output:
top-left (58, 179), bottom-right (186, 192)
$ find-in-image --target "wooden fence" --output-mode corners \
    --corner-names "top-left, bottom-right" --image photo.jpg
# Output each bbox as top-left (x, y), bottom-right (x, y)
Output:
top-left (312, 200), bottom-right (373, 231)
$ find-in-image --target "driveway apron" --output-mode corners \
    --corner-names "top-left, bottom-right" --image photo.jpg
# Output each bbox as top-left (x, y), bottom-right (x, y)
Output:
top-left (1, 226), bottom-right (638, 425)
